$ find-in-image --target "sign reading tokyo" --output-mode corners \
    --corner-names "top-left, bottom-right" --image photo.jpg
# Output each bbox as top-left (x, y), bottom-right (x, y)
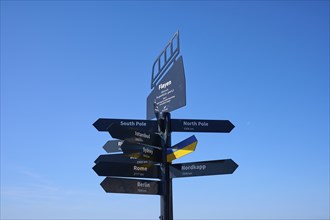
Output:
top-left (147, 56), bottom-right (186, 120)
top-left (121, 141), bottom-right (162, 162)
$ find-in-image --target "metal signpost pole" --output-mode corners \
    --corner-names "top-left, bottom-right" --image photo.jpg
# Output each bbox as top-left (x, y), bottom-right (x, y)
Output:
top-left (158, 112), bottom-right (173, 220)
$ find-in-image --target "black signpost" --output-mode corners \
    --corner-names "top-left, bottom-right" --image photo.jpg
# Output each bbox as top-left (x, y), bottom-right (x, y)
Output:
top-left (92, 31), bottom-right (238, 220)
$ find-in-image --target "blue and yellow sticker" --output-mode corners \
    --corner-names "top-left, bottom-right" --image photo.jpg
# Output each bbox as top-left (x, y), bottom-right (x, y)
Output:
top-left (167, 135), bottom-right (198, 162)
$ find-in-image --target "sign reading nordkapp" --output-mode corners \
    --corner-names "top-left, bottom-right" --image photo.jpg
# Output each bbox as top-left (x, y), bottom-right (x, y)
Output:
top-left (170, 159), bottom-right (238, 178)
top-left (147, 56), bottom-right (186, 120)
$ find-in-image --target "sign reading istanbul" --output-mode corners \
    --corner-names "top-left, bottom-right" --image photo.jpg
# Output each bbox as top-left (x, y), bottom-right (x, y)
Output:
top-left (107, 122), bottom-right (161, 147)
top-left (146, 56), bottom-right (186, 120)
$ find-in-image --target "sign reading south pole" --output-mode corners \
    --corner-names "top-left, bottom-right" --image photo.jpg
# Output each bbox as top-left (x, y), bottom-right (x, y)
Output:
top-left (93, 118), bottom-right (158, 132)
top-left (146, 56), bottom-right (186, 120)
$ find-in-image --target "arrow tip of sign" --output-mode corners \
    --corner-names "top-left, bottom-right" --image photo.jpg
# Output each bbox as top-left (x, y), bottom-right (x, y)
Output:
top-left (229, 121), bottom-right (235, 132)
top-left (230, 159), bottom-right (239, 173)
top-left (93, 119), bottom-right (111, 131)
top-left (92, 120), bottom-right (100, 130)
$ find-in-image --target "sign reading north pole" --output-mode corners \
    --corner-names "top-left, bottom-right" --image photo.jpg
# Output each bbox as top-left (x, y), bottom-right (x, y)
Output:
top-left (171, 119), bottom-right (235, 133)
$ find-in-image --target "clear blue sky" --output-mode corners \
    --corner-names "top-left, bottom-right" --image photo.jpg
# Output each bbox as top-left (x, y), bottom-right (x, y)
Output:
top-left (1, 1), bottom-right (329, 219)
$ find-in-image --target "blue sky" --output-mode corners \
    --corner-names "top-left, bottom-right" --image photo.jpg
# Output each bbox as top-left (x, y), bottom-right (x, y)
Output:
top-left (1, 1), bottom-right (329, 219)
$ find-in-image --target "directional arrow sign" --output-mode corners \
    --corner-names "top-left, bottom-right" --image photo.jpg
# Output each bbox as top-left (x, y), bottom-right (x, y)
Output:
top-left (171, 119), bottom-right (235, 133)
top-left (108, 123), bottom-right (162, 147)
top-left (170, 159), bottom-right (238, 178)
top-left (102, 140), bottom-right (123, 153)
top-left (167, 135), bottom-right (198, 162)
top-left (93, 161), bottom-right (160, 179)
top-left (93, 118), bottom-right (158, 132)
top-left (121, 141), bottom-right (162, 162)
top-left (147, 56), bottom-right (186, 120)
top-left (94, 154), bottom-right (154, 165)
top-left (101, 177), bottom-right (161, 195)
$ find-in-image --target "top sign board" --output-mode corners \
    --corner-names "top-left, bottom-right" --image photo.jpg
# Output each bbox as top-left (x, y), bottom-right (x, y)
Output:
top-left (147, 56), bottom-right (186, 119)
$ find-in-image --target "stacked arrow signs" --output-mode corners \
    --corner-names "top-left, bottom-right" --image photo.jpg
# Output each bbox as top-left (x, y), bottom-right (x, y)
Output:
top-left (93, 119), bottom-right (162, 195)
top-left (92, 118), bottom-right (238, 193)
